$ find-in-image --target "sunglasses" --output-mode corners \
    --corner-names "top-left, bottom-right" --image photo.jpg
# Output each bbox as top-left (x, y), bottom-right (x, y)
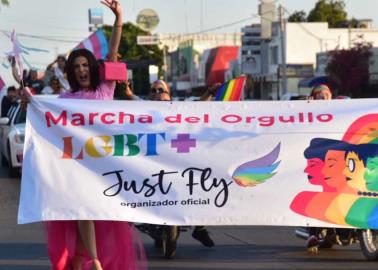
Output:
top-left (150, 87), bottom-right (169, 95)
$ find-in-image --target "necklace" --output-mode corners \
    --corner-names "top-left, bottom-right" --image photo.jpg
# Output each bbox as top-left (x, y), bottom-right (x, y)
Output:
top-left (358, 191), bottom-right (378, 197)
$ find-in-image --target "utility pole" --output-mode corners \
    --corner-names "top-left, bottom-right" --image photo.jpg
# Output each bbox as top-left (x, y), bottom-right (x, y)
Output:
top-left (348, 25), bottom-right (352, 49)
top-left (259, 0), bottom-right (276, 99)
top-left (162, 43), bottom-right (168, 82)
top-left (279, 5), bottom-right (287, 96)
top-left (200, 0), bottom-right (204, 32)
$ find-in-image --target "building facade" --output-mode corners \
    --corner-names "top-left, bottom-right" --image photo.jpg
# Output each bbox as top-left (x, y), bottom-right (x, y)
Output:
top-left (241, 21), bottom-right (378, 99)
top-left (161, 33), bottom-right (241, 92)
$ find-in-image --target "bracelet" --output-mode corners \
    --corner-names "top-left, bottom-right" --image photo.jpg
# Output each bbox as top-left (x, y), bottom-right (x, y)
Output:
top-left (114, 24), bottom-right (123, 27)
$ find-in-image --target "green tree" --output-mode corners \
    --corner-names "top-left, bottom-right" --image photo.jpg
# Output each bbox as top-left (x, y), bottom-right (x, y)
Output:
top-left (288, 11), bottom-right (307, 23)
top-left (1, 0), bottom-right (9, 6)
top-left (103, 22), bottom-right (164, 97)
top-left (307, 0), bottom-right (347, 28)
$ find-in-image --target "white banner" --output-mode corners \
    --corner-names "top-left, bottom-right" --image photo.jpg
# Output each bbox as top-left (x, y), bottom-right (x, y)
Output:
top-left (19, 97), bottom-right (378, 229)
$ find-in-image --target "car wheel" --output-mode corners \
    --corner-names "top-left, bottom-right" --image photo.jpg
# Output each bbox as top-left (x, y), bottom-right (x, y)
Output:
top-left (358, 229), bottom-right (378, 261)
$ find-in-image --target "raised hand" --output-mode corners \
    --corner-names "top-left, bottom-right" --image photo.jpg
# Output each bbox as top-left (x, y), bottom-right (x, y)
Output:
top-left (20, 87), bottom-right (32, 111)
top-left (208, 83), bottom-right (222, 96)
top-left (100, 0), bottom-right (123, 18)
top-left (101, 0), bottom-right (123, 62)
top-left (7, 56), bottom-right (15, 66)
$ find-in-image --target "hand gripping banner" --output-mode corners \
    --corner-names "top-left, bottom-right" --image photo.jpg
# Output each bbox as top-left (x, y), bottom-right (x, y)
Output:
top-left (18, 97), bottom-right (378, 229)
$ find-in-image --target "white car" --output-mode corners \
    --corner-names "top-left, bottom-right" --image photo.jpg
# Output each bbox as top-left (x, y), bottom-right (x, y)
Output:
top-left (0, 103), bottom-right (26, 177)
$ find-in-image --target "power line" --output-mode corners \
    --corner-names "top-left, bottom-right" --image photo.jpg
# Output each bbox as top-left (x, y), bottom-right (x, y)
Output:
top-left (0, 56), bottom-right (50, 68)
top-left (183, 1), bottom-right (280, 36)
top-left (1, 14), bottom-right (88, 34)
top-left (158, 15), bottom-right (262, 42)
top-left (0, 29), bottom-right (83, 43)
top-left (159, 6), bottom-right (279, 41)
top-left (196, 0), bottom-right (280, 33)
top-left (184, 0), bottom-right (189, 34)
top-left (283, 6), bottom-right (338, 43)
top-left (200, 0), bottom-right (204, 32)
top-left (1, 3), bottom-right (281, 45)
top-left (190, 16), bottom-right (258, 35)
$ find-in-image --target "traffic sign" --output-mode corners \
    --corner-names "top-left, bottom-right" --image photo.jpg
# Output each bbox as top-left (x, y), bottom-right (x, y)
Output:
top-left (137, 35), bottom-right (159, 45)
top-left (136, 9), bottom-right (160, 32)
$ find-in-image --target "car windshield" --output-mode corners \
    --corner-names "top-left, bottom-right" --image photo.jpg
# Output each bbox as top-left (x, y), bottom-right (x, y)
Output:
top-left (14, 108), bottom-right (26, 125)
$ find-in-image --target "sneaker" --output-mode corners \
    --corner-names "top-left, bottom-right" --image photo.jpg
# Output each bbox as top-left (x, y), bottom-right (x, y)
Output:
top-left (192, 228), bottom-right (215, 247)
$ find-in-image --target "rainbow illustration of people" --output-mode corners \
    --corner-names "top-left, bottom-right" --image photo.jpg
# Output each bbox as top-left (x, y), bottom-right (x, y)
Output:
top-left (290, 114), bottom-right (378, 229)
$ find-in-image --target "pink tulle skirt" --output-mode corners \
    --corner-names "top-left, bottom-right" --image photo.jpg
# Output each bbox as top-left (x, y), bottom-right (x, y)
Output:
top-left (45, 221), bottom-right (147, 270)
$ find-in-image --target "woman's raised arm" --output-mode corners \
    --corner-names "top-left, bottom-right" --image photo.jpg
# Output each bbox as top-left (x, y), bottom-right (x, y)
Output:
top-left (101, 0), bottom-right (123, 62)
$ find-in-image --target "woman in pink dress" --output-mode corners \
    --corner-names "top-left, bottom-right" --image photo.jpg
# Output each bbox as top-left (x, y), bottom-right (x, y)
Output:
top-left (43, 1), bottom-right (147, 269)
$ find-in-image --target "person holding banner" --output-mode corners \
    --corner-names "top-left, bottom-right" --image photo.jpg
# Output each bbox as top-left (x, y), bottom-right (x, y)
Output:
top-left (306, 85), bottom-right (334, 253)
top-left (149, 79), bottom-right (171, 101)
top-left (199, 82), bottom-right (222, 101)
top-left (21, 1), bottom-right (147, 270)
top-left (308, 84), bottom-right (332, 100)
top-left (149, 79), bottom-right (216, 247)
top-left (9, 56), bottom-right (45, 94)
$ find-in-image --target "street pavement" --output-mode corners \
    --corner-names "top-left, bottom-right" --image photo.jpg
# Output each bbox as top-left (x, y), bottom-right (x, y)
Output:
top-left (0, 170), bottom-right (377, 270)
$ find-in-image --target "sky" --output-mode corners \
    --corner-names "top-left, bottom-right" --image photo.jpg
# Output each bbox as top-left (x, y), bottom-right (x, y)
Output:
top-left (1, 0), bottom-right (378, 85)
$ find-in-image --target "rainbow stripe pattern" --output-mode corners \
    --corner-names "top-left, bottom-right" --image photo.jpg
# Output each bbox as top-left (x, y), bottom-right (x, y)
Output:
top-left (343, 114), bottom-right (378, 228)
top-left (291, 114), bottom-right (378, 229)
top-left (232, 143), bottom-right (281, 187)
top-left (342, 114), bottom-right (378, 144)
top-left (215, 76), bottom-right (246, 101)
top-left (75, 29), bottom-right (109, 60)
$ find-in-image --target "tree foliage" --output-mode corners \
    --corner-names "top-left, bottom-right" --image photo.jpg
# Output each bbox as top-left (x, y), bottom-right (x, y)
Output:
top-left (307, 0), bottom-right (347, 28)
top-left (103, 22), bottom-right (163, 65)
top-left (103, 22), bottom-right (164, 96)
top-left (326, 37), bottom-right (372, 97)
top-left (1, 0), bottom-right (9, 6)
top-left (288, 11), bottom-right (307, 23)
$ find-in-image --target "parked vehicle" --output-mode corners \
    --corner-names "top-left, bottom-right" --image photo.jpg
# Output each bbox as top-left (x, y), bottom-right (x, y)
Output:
top-left (296, 227), bottom-right (378, 260)
top-left (0, 103), bottom-right (26, 177)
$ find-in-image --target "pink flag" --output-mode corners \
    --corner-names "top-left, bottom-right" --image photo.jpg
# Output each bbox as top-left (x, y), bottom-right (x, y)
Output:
top-left (0, 75), bottom-right (5, 91)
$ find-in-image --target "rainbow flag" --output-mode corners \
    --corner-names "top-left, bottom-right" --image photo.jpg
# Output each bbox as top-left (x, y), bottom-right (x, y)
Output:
top-left (0, 75), bottom-right (5, 91)
top-left (215, 76), bottom-right (246, 101)
top-left (75, 29), bottom-right (109, 60)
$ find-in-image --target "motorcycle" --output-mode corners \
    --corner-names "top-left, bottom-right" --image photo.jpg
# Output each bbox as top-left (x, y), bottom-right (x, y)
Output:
top-left (295, 227), bottom-right (378, 260)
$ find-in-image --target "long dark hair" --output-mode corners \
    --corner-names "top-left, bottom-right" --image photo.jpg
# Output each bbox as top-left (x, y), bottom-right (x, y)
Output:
top-left (66, 49), bottom-right (100, 92)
